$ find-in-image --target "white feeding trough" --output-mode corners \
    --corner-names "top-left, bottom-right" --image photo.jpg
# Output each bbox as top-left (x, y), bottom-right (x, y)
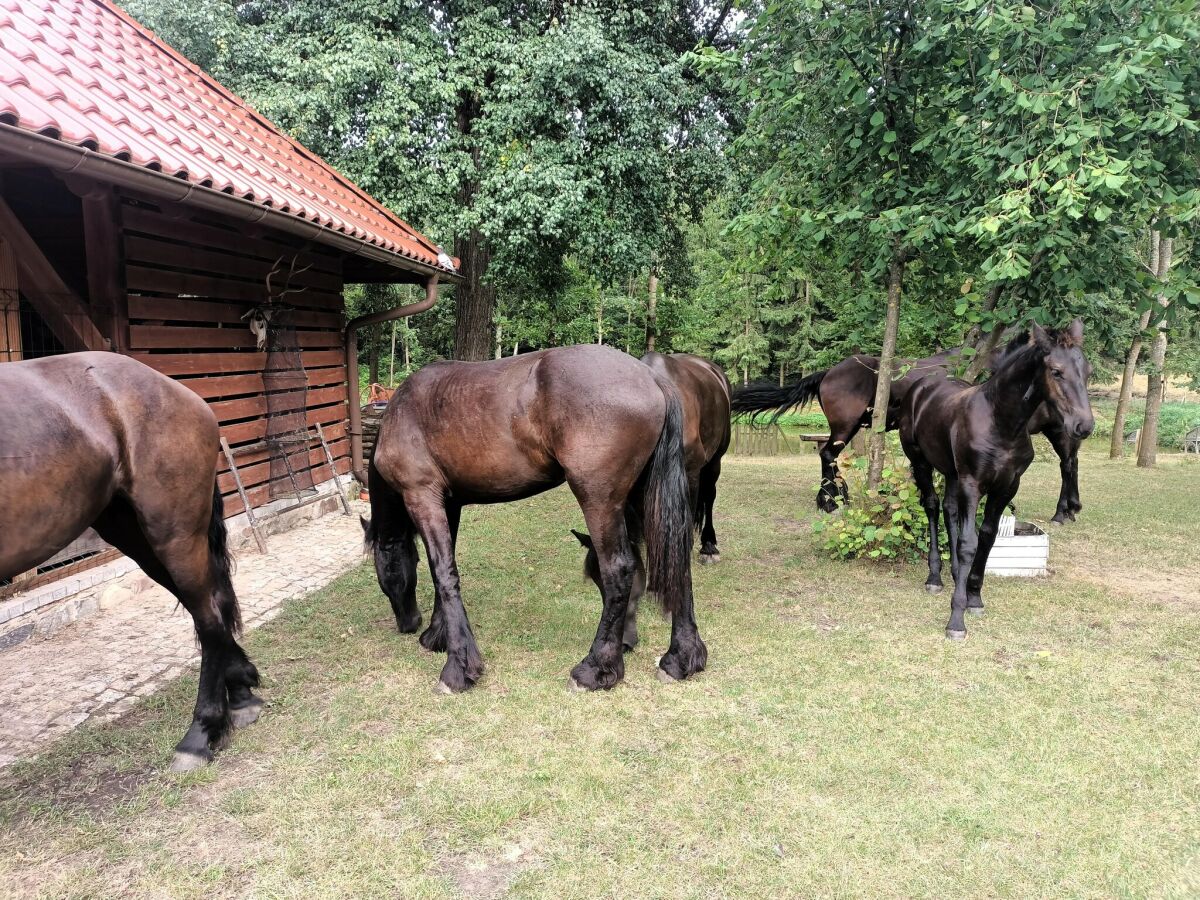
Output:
top-left (985, 515), bottom-right (1049, 577)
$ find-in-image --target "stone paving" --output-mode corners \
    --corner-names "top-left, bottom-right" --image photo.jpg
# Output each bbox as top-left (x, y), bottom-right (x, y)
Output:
top-left (0, 506), bottom-right (368, 769)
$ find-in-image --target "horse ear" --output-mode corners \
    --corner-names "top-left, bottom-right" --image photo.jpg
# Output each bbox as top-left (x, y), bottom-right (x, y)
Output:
top-left (1062, 317), bottom-right (1084, 347)
top-left (570, 528), bottom-right (593, 548)
top-left (1030, 323), bottom-right (1053, 353)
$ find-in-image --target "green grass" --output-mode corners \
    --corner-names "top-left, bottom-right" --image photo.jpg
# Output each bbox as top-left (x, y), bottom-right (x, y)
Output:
top-left (2, 445), bottom-right (1199, 898)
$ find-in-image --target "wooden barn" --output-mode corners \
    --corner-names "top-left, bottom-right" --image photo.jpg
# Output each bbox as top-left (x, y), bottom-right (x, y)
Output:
top-left (0, 0), bottom-right (456, 595)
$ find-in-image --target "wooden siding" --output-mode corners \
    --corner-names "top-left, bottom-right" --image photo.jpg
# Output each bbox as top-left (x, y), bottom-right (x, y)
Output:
top-left (120, 199), bottom-right (351, 516)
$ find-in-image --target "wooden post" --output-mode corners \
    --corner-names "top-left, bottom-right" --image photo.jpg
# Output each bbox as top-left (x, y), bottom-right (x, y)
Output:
top-left (80, 186), bottom-right (126, 352)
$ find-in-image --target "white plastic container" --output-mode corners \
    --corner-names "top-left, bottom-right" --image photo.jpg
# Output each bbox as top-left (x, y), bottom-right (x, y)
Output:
top-left (985, 516), bottom-right (1049, 577)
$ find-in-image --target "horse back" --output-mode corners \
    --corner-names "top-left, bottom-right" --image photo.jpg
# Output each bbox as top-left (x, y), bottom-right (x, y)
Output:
top-left (375, 345), bottom-right (666, 504)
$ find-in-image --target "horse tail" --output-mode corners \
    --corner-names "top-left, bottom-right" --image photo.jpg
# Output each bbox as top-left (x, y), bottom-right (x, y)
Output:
top-left (641, 373), bottom-right (694, 618)
top-left (207, 480), bottom-right (242, 635)
top-left (730, 370), bottom-right (826, 424)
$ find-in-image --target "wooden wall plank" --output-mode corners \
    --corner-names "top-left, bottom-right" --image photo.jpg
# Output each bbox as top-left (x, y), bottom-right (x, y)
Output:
top-left (130, 349), bottom-right (343, 376)
top-left (129, 324), bottom-right (341, 350)
top-left (122, 206), bottom-right (342, 276)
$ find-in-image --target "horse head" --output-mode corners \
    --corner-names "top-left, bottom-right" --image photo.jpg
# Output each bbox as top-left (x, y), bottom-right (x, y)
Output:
top-left (1031, 318), bottom-right (1094, 440)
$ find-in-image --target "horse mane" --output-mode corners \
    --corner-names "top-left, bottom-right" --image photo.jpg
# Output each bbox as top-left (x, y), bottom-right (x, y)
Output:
top-left (982, 336), bottom-right (1044, 400)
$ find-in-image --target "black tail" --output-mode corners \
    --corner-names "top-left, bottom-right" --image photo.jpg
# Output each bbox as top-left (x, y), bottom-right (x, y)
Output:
top-left (207, 481), bottom-right (242, 634)
top-left (641, 374), bottom-right (694, 618)
top-left (730, 370), bottom-right (827, 423)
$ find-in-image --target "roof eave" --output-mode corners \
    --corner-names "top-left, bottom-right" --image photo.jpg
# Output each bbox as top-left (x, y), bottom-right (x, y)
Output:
top-left (0, 124), bottom-right (462, 285)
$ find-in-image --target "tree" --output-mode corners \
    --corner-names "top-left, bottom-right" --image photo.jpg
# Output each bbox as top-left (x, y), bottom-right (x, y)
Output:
top-left (128, 0), bottom-right (736, 360)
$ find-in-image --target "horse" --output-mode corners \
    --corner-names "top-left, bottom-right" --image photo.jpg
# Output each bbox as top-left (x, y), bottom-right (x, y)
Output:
top-left (731, 341), bottom-right (1085, 523)
top-left (361, 344), bottom-right (707, 692)
top-left (571, 351), bottom-right (730, 651)
top-left (0, 352), bottom-right (261, 771)
top-left (898, 320), bottom-right (1094, 640)
top-left (570, 351), bottom-right (731, 652)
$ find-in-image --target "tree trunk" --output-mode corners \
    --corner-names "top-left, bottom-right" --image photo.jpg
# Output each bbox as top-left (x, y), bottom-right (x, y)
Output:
top-left (389, 321), bottom-right (397, 385)
top-left (596, 291), bottom-right (604, 345)
top-left (646, 268), bottom-right (658, 352)
top-left (403, 331), bottom-right (410, 372)
top-left (1137, 235), bottom-right (1173, 468)
top-left (1114, 231), bottom-right (1162, 457)
top-left (963, 323), bottom-right (1005, 382)
top-left (867, 250), bottom-right (906, 488)
top-left (1111, 305), bottom-right (1155, 458)
top-left (495, 322), bottom-right (502, 359)
top-left (964, 283), bottom-right (1005, 350)
top-left (779, 360), bottom-right (786, 387)
top-left (451, 89), bottom-right (494, 361)
top-left (453, 228), bottom-right (494, 360)
top-left (367, 334), bottom-right (379, 386)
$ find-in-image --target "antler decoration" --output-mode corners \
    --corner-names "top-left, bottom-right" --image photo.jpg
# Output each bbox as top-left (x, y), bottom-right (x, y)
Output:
top-left (245, 254), bottom-right (314, 352)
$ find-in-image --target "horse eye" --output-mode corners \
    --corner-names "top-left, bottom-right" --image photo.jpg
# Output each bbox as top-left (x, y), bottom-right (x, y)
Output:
top-left (1052, 369), bottom-right (1064, 379)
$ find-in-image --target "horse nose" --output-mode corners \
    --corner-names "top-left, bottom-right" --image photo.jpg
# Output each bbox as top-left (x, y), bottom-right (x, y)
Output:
top-left (1074, 419), bottom-right (1095, 439)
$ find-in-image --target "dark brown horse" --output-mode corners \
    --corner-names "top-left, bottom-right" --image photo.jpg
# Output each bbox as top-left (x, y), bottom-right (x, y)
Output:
top-left (362, 344), bottom-right (706, 692)
top-left (572, 351), bottom-right (731, 652)
top-left (731, 341), bottom-right (1085, 522)
top-left (899, 320), bottom-right (1094, 639)
top-left (0, 352), bottom-right (261, 771)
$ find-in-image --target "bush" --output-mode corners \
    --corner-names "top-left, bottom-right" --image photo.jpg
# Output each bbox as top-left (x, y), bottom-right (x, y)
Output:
top-left (811, 443), bottom-right (937, 563)
top-left (1121, 402), bottom-right (1200, 448)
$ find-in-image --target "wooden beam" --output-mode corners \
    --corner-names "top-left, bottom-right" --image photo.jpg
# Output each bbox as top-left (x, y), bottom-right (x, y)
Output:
top-left (0, 236), bottom-right (20, 361)
top-left (81, 187), bottom-right (127, 351)
top-left (0, 195), bottom-right (107, 352)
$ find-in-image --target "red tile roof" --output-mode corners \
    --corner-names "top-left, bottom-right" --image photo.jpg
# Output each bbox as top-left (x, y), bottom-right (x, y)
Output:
top-left (0, 0), bottom-right (455, 274)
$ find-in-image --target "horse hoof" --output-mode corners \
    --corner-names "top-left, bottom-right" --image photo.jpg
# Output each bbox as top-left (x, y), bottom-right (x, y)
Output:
top-left (229, 698), bottom-right (263, 729)
top-left (699, 553), bottom-right (720, 565)
top-left (169, 750), bottom-right (211, 773)
top-left (656, 668), bottom-right (677, 684)
top-left (967, 607), bottom-right (985, 617)
top-left (945, 629), bottom-right (967, 641)
top-left (568, 677), bottom-right (589, 693)
top-left (925, 584), bottom-right (943, 595)
top-left (433, 680), bottom-right (454, 696)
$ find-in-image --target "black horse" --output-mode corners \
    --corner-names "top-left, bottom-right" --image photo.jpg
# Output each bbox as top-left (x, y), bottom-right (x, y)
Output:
top-left (362, 344), bottom-right (706, 692)
top-left (899, 320), bottom-right (1094, 640)
top-left (731, 340), bottom-right (1085, 523)
top-left (0, 353), bottom-right (261, 771)
top-left (572, 350), bottom-right (731, 652)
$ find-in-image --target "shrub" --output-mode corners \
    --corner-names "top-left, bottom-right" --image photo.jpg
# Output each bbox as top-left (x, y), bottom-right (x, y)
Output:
top-left (811, 443), bottom-right (937, 563)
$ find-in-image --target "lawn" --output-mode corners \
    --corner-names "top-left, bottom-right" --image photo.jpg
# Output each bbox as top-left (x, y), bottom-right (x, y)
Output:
top-left (1, 444), bottom-right (1198, 898)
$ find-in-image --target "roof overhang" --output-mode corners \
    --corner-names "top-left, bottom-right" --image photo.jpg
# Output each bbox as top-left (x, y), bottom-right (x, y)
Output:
top-left (0, 123), bottom-right (461, 285)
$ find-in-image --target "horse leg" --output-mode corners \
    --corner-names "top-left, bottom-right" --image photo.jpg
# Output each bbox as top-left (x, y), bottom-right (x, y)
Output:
top-left (965, 483), bottom-right (1018, 616)
top-left (1066, 441), bottom-right (1083, 517)
top-left (365, 467), bottom-right (421, 634)
top-left (908, 453), bottom-right (944, 594)
top-left (942, 478), bottom-right (961, 585)
top-left (946, 480), bottom-right (981, 641)
top-left (569, 505), bottom-right (636, 691)
top-left (94, 495), bottom-right (254, 769)
top-left (817, 423), bottom-right (859, 512)
top-left (621, 545), bottom-right (647, 653)
top-left (697, 457), bottom-right (721, 564)
top-left (419, 503), bottom-right (458, 653)
top-left (408, 496), bottom-right (482, 693)
top-left (1044, 425), bottom-right (1075, 524)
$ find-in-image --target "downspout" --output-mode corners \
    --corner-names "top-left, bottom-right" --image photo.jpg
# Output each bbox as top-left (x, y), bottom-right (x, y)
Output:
top-left (346, 276), bottom-right (439, 484)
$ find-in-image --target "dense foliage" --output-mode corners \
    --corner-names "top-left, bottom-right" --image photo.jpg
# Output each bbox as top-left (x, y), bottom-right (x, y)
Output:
top-left (128, 0), bottom-right (1200, 442)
